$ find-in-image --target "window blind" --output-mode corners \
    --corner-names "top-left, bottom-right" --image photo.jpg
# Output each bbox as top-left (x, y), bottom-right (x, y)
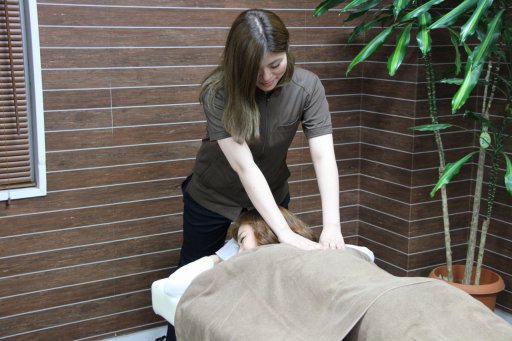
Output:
top-left (1, 0), bottom-right (33, 190)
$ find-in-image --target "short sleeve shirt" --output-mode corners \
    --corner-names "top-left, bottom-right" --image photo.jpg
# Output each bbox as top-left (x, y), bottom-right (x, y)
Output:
top-left (187, 67), bottom-right (332, 220)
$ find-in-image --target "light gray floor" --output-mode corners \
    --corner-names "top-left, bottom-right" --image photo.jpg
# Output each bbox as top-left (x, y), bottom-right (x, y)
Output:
top-left (496, 308), bottom-right (512, 325)
top-left (100, 325), bottom-right (166, 341)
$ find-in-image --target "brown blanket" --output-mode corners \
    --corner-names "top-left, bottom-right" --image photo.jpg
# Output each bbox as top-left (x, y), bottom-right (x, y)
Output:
top-left (175, 244), bottom-right (512, 341)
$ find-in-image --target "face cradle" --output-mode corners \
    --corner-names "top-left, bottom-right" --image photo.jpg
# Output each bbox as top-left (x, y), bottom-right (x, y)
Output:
top-left (256, 52), bottom-right (287, 92)
top-left (237, 224), bottom-right (259, 252)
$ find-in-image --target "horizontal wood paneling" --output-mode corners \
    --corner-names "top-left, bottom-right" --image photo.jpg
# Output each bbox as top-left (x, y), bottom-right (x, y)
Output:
top-left (37, 4), bottom-right (356, 28)
top-left (1, 2), bottom-right (366, 339)
top-left (46, 160), bottom-right (195, 191)
top-left (361, 94), bottom-right (416, 117)
top-left (46, 123), bottom-right (205, 150)
top-left (361, 128), bottom-right (414, 152)
top-left (360, 159), bottom-right (412, 187)
top-left (409, 212), bottom-right (471, 236)
top-left (1, 215), bottom-right (182, 258)
top-left (1, 308), bottom-right (162, 341)
top-left (0, 250), bottom-right (179, 297)
top-left (40, 45), bottom-right (352, 69)
top-left (46, 141), bottom-right (201, 171)
top-left (1, 234), bottom-right (179, 278)
top-left (2, 2), bottom-right (510, 339)
top-left (1, 179), bottom-right (184, 216)
top-left (0, 269), bottom-right (168, 321)
top-left (43, 66), bottom-right (213, 90)
top-left (38, 0), bottom-right (324, 8)
top-left (0, 197), bottom-right (181, 236)
top-left (40, 26), bottom-right (353, 48)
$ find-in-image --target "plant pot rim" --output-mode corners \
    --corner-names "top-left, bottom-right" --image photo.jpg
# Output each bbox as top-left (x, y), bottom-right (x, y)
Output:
top-left (429, 264), bottom-right (505, 295)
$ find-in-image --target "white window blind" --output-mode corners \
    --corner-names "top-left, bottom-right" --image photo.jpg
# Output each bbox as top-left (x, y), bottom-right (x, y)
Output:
top-left (1, 0), bottom-right (32, 190)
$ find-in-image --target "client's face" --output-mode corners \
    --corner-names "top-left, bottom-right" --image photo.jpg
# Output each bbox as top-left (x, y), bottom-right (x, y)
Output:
top-left (237, 224), bottom-right (258, 253)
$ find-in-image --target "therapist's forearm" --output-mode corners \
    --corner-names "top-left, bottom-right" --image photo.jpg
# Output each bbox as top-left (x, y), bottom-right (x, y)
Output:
top-left (217, 138), bottom-right (292, 237)
top-left (317, 159), bottom-right (341, 231)
top-left (310, 135), bottom-right (341, 232)
top-left (236, 163), bottom-right (291, 237)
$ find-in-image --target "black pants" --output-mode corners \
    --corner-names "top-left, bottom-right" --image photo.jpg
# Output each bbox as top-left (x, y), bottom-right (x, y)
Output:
top-left (166, 175), bottom-right (289, 340)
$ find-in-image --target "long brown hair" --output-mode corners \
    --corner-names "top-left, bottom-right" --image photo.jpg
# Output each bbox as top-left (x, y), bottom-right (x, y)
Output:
top-left (230, 207), bottom-right (316, 246)
top-left (200, 9), bottom-right (295, 143)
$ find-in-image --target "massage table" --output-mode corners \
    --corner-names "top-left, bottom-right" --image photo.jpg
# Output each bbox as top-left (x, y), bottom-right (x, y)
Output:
top-left (152, 238), bottom-right (239, 325)
top-left (152, 278), bottom-right (180, 325)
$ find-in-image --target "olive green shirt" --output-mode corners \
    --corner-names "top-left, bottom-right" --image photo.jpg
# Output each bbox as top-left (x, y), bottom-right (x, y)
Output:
top-left (187, 67), bottom-right (332, 220)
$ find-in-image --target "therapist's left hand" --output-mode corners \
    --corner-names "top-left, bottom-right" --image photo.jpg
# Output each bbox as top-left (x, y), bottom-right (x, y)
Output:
top-left (319, 227), bottom-right (345, 250)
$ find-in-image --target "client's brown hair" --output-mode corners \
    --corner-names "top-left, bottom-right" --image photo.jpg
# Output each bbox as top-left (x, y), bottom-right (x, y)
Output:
top-left (230, 207), bottom-right (317, 245)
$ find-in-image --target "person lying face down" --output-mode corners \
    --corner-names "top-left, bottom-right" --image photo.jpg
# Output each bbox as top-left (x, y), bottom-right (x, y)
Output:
top-left (164, 207), bottom-right (315, 297)
top-left (232, 207), bottom-right (317, 253)
top-left (164, 208), bottom-right (373, 298)
top-left (229, 207), bottom-right (371, 260)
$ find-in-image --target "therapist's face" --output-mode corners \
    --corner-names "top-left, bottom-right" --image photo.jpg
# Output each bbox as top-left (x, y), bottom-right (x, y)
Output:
top-left (256, 52), bottom-right (287, 92)
top-left (237, 224), bottom-right (259, 252)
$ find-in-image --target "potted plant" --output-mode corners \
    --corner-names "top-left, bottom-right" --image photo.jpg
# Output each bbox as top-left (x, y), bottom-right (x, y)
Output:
top-left (314, 0), bottom-right (512, 309)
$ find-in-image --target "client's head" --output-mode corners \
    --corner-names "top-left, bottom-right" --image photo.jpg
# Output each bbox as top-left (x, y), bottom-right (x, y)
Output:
top-left (230, 207), bottom-right (316, 252)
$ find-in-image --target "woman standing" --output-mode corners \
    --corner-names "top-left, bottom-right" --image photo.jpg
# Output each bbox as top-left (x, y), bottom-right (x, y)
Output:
top-left (166, 8), bottom-right (345, 340)
top-left (178, 8), bottom-right (345, 267)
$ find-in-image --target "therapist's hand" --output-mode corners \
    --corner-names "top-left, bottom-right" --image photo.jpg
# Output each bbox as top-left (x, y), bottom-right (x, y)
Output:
top-left (278, 229), bottom-right (324, 250)
top-left (319, 227), bottom-right (345, 250)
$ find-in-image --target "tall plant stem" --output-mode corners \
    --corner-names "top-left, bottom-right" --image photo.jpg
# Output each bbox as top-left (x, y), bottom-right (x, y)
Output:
top-left (463, 149), bottom-right (486, 284)
top-left (474, 148), bottom-right (500, 285)
top-left (462, 61), bottom-right (495, 284)
top-left (424, 52), bottom-right (453, 281)
top-left (474, 77), bottom-right (510, 285)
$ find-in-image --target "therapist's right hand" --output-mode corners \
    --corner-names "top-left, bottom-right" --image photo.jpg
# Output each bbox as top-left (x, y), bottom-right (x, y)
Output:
top-left (277, 229), bottom-right (324, 250)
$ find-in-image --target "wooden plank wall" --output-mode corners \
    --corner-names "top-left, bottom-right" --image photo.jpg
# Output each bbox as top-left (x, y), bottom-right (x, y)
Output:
top-left (0, 1), bottom-right (510, 340)
top-left (0, 1), bottom-right (362, 339)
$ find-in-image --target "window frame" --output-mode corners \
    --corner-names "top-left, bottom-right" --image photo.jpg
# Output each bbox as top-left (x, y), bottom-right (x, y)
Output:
top-left (0, 0), bottom-right (46, 201)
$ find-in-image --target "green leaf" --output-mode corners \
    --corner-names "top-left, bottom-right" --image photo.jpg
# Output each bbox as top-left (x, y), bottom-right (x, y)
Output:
top-left (470, 9), bottom-right (503, 69)
top-left (347, 14), bottom-right (393, 43)
top-left (401, 0), bottom-right (444, 22)
top-left (463, 110), bottom-right (491, 128)
top-left (388, 23), bottom-right (412, 76)
top-left (451, 62), bottom-right (483, 113)
top-left (347, 25), bottom-right (394, 75)
top-left (408, 123), bottom-right (453, 131)
top-left (504, 153), bottom-right (512, 196)
top-left (460, 0), bottom-right (493, 43)
top-left (416, 12), bottom-right (432, 56)
top-left (344, 10), bottom-right (366, 23)
top-left (429, 0), bottom-right (478, 30)
top-left (462, 40), bottom-right (472, 56)
top-left (344, 0), bottom-right (382, 22)
top-left (430, 151), bottom-right (478, 198)
top-left (448, 29), bottom-right (462, 75)
top-left (314, 0), bottom-right (348, 17)
top-left (393, 0), bottom-right (411, 19)
top-left (451, 10), bottom-right (503, 112)
top-left (339, 0), bottom-right (372, 13)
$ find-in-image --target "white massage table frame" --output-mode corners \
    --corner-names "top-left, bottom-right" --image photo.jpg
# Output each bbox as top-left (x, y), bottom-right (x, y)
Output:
top-left (152, 278), bottom-right (180, 325)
